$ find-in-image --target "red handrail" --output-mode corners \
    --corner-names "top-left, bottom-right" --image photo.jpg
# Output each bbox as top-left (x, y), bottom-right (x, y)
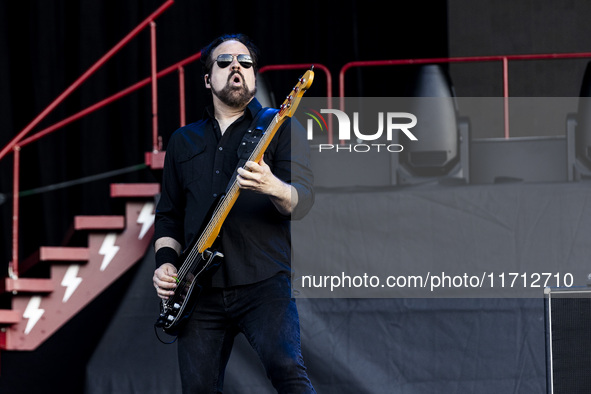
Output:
top-left (339, 52), bottom-right (591, 139)
top-left (10, 148), bottom-right (20, 279)
top-left (0, 0), bottom-right (174, 161)
top-left (178, 66), bottom-right (186, 127)
top-left (18, 51), bottom-right (202, 148)
top-left (9, 52), bottom-right (203, 277)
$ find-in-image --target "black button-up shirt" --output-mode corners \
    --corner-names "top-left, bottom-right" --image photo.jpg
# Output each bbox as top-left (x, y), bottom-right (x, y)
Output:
top-left (154, 98), bottom-right (314, 287)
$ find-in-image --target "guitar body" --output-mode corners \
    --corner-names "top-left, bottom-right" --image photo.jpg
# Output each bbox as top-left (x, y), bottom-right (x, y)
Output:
top-left (155, 246), bottom-right (223, 336)
top-left (155, 194), bottom-right (227, 336)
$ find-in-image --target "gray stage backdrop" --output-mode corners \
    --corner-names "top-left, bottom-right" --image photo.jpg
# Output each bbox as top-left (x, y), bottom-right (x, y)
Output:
top-left (81, 180), bottom-right (591, 393)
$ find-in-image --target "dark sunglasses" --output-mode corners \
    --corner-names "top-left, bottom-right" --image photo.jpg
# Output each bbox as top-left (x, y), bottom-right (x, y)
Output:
top-left (215, 54), bottom-right (253, 69)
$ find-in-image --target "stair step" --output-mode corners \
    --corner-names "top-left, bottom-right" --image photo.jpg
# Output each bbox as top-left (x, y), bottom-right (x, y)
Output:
top-left (40, 246), bottom-right (90, 262)
top-left (145, 151), bottom-right (165, 170)
top-left (74, 215), bottom-right (125, 230)
top-left (110, 183), bottom-right (160, 198)
top-left (2, 278), bottom-right (53, 293)
top-left (0, 310), bottom-right (21, 325)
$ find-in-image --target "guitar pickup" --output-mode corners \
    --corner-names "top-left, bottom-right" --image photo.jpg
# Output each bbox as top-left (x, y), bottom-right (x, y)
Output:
top-left (202, 249), bottom-right (224, 260)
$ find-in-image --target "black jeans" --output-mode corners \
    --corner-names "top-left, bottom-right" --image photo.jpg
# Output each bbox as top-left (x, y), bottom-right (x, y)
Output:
top-left (177, 274), bottom-right (316, 393)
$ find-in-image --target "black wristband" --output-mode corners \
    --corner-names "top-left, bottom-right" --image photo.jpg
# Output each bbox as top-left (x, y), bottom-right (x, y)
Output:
top-left (155, 247), bottom-right (179, 268)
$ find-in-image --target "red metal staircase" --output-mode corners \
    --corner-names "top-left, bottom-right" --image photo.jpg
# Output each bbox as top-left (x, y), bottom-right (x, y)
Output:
top-left (0, 1), bottom-right (173, 361)
top-left (0, 183), bottom-right (159, 351)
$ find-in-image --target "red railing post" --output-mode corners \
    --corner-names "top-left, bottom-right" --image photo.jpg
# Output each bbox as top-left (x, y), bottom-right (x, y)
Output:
top-left (502, 57), bottom-right (510, 139)
top-left (10, 146), bottom-right (21, 279)
top-left (339, 53), bottom-right (591, 140)
top-left (150, 21), bottom-right (159, 152)
top-left (179, 66), bottom-right (186, 127)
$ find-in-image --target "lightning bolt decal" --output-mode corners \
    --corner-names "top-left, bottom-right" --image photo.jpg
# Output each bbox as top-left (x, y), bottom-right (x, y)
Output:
top-left (137, 202), bottom-right (155, 240)
top-left (99, 233), bottom-right (120, 271)
top-left (23, 296), bottom-right (45, 335)
top-left (61, 265), bottom-right (83, 302)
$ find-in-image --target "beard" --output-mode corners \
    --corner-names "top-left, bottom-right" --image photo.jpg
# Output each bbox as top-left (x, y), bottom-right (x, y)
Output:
top-left (211, 71), bottom-right (257, 108)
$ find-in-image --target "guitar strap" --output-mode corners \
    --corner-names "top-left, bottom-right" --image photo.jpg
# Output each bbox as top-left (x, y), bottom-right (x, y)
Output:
top-left (225, 107), bottom-right (279, 193)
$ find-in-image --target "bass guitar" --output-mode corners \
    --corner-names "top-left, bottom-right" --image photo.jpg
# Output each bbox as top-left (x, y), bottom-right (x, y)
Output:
top-left (155, 67), bottom-right (315, 337)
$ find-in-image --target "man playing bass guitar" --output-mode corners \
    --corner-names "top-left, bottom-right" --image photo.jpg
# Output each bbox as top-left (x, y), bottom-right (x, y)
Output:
top-left (152, 33), bottom-right (316, 393)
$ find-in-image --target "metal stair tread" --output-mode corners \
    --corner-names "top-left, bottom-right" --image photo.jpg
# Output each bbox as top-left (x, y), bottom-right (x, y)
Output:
top-left (2, 278), bottom-right (54, 293)
top-left (39, 246), bottom-right (90, 262)
top-left (110, 183), bottom-right (160, 198)
top-left (0, 309), bottom-right (21, 325)
top-left (145, 150), bottom-right (165, 170)
top-left (74, 215), bottom-right (125, 230)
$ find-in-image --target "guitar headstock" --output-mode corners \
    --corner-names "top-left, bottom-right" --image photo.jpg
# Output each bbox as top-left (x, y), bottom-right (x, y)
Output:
top-left (277, 67), bottom-right (315, 119)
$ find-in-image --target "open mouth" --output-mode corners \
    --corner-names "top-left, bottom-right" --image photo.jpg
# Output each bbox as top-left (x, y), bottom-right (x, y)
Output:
top-left (229, 72), bottom-right (243, 86)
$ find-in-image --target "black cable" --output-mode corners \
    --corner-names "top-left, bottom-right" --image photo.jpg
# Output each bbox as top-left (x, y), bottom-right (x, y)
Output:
top-left (0, 163), bottom-right (148, 204)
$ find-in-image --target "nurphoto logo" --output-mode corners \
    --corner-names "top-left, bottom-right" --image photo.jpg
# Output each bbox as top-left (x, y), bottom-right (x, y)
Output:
top-left (305, 108), bottom-right (418, 153)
